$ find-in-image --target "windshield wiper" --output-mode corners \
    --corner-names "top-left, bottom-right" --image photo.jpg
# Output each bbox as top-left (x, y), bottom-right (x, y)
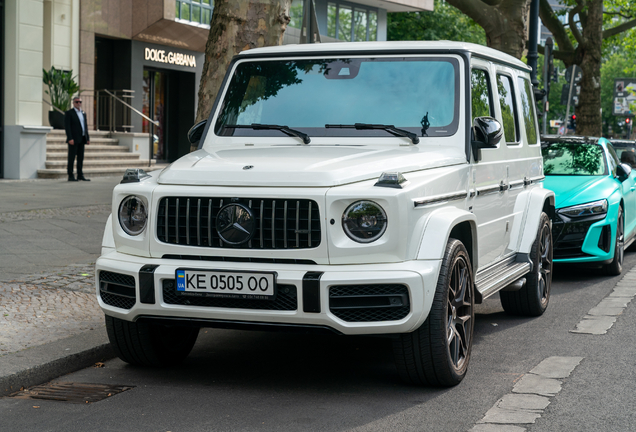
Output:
top-left (225, 124), bottom-right (311, 144)
top-left (325, 123), bottom-right (419, 144)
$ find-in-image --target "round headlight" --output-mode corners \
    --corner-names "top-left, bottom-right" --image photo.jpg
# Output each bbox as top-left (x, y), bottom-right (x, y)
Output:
top-left (342, 200), bottom-right (388, 243)
top-left (118, 195), bottom-right (148, 236)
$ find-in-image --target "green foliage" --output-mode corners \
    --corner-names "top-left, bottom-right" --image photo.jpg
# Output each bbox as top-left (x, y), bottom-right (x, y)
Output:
top-left (42, 66), bottom-right (80, 112)
top-left (387, 0), bottom-right (485, 44)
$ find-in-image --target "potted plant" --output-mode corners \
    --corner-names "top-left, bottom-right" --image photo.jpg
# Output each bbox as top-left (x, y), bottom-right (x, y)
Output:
top-left (42, 66), bottom-right (80, 129)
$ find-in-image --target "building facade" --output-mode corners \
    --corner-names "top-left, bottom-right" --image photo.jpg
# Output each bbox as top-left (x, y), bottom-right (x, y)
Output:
top-left (1, 0), bottom-right (432, 179)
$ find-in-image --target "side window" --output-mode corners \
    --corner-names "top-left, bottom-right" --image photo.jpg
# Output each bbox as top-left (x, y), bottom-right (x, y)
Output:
top-left (496, 74), bottom-right (519, 144)
top-left (471, 69), bottom-right (493, 123)
top-left (518, 77), bottom-right (538, 144)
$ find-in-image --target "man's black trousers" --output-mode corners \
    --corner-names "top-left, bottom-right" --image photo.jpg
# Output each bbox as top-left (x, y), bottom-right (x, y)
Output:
top-left (67, 137), bottom-right (86, 177)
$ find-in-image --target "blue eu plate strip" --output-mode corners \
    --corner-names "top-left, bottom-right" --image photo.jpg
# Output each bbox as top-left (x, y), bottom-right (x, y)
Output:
top-left (176, 270), bottom-right (186, 291)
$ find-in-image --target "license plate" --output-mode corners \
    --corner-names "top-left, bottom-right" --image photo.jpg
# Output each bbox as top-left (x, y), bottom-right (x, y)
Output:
top-left (175, 269), bottom-right (276, 300)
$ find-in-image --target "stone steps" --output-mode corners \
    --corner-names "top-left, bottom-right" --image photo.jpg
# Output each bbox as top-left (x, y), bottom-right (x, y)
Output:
top-left (37, 166), bottom-right (156, 179)
top-left (45, 152), bottom-right (143, 161)
top-left (38, 130), bottom-right (155, 179)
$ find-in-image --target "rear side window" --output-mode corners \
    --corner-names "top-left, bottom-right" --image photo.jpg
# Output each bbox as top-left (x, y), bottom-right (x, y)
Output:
top-left (496, 74), bottom-right (519, 144)
top-left (518, 77), bottom-right (538, 144)
top-left (471, 69), bottom-right (493, 121)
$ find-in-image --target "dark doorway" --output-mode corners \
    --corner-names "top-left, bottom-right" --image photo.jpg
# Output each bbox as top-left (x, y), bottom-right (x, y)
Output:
top-left (142, 68), bottom-right (196, 163)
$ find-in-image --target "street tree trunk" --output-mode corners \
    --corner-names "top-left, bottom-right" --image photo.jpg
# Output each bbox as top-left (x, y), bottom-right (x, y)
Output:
top-left (570, 0), bottom-right (602, 136)
top-left (194, 0), bottom-right (291, 149)
top-left (445, 0), bottom-right (531, 59)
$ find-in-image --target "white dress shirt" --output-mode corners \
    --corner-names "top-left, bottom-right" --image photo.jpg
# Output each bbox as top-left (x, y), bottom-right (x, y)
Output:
top-left (74, 107), bottom-right (85, 137)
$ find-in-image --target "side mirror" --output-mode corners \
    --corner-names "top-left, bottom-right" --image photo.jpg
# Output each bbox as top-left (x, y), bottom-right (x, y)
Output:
top-left (471, 116), bottom-right (503, 160)
top-left (188, 120), bottom-right (207, 147)
top-left (617, 163), bottom-right (632, 182)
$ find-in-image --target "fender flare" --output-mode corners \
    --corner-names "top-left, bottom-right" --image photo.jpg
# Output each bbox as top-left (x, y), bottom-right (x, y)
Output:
top-left (416, 207), bottom-right (478, 270)
top-left (518, 188), bottom-right (555, 255)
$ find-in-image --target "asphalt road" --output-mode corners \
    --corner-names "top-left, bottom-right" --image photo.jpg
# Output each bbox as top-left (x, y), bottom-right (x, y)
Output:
top-left (1, 254), bottom-right (635, 431)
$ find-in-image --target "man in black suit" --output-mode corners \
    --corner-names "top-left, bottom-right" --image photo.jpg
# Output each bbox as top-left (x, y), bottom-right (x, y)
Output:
top-left (64, 96), bottom-right (91, 181)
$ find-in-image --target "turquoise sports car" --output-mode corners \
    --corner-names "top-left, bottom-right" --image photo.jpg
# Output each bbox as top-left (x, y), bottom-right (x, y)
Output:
top-left (541, 135), bottom-right (636, 275)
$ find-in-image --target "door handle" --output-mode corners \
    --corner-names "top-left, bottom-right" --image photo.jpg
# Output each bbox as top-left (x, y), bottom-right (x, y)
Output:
top-left (631, 187), bottom-right (635, 191)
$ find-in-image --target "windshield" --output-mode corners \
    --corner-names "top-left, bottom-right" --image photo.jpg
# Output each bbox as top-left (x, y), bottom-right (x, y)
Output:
top-left (542, 143), bottom-right (607, 176)
top-left (214, 56), bottom-right (459, 139)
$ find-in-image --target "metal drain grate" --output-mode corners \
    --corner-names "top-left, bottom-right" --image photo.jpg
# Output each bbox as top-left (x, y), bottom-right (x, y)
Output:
top-left (11, 382), bottom-right (133, 404)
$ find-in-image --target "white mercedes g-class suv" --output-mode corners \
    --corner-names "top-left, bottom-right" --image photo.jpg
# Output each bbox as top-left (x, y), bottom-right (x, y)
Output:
top-left (97, 41), bottom-right (554, 386)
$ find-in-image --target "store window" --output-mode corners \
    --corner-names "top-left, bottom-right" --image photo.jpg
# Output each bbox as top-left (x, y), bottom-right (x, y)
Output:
top-left (176, 0), bottom-right (213, 26)
top-left (327, 1), bottom-right (377, 41)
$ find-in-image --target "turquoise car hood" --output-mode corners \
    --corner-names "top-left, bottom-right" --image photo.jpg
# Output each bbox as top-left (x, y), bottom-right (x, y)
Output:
top-left (544, 175), bottom-right (617, 209)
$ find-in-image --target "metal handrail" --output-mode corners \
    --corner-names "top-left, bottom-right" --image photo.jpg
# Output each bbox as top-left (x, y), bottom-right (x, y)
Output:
top-left (42, 99), bottom-right (65, 114)
top-left (103, 89), bottom-right (158, 126)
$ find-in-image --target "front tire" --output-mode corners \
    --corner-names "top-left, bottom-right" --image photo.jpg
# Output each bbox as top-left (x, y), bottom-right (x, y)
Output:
top-left (500, 212), bottom-right (552, 316)
top-left (393, 239), bottom-right (474, 386)
top-left (603, 206), bottom-right (624, 276)
top-left (106, 315), bottom-right (199, 367)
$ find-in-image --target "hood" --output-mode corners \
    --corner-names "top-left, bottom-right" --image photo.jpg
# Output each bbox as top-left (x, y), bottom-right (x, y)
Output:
top-left (157, 144), bottom-right (466, 187)
top-left (544, 175), bottom-right (617, 209)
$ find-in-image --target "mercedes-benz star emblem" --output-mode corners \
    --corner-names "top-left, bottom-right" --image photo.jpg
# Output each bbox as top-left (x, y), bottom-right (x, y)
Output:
top-left (216, 203), bottom-right (255, 245)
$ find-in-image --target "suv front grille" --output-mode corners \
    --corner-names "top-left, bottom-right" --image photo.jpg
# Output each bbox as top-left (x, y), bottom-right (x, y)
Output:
top-left (99, 271), bottom-right (136, 310)
top-left (329, 284), bottom-right (410, 322)
top-left (157, 197), bottom-right (321, 250)
top-left (162, 279), bottom-right (298, 310)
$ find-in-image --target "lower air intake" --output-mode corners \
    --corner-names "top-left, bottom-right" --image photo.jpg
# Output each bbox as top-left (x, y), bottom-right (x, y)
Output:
top-left (329, 284), bottom-right (410, 322)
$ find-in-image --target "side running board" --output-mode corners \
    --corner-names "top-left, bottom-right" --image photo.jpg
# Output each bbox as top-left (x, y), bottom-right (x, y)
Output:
top-left (475, 256), bottom-right (531, 303)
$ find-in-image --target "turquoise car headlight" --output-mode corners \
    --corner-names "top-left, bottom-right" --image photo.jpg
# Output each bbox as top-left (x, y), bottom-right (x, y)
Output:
top-left (557, 199), bottom-right (608, 219)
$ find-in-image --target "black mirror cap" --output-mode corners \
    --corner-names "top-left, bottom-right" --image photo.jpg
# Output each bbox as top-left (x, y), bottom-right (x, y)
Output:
top-left (472, 116), bottom-right (503, 149)
top-left (617, 163), bottom-right (632, 182)
top-left (188, 120), bottom-right (207, 146)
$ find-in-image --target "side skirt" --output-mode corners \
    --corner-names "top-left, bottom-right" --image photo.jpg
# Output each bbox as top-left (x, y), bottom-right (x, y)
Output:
top-left (474, 255), bottom-right (532, 303)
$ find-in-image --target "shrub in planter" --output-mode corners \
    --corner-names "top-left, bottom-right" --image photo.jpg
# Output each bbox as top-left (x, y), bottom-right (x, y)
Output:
top-left (43, 66), bottom-right (80, 129)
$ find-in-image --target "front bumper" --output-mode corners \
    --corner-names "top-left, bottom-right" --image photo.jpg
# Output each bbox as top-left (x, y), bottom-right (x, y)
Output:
top-left (552, 212), bottom-right (615, 263)
top-left (95, 250), bottom-right (441, 335)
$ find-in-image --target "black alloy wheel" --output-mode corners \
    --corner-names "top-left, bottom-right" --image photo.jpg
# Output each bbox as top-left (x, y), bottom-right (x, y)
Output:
top-left (393, 239), bottom-right (474, 386)
top-left (500, 212), bottom-right (552, 316)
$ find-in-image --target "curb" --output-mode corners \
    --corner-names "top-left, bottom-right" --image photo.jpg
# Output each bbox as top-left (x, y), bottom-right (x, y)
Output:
top-left (0, 328), bottom-right (114, 397)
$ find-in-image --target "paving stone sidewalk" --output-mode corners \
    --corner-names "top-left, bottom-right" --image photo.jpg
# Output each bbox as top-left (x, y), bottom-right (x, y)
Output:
top-left (0, 263), bottom-right (103, 356)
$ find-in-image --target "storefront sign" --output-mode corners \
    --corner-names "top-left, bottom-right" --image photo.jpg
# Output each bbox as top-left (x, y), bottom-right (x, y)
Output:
top-left (145, 48), bottom-right (196, 68)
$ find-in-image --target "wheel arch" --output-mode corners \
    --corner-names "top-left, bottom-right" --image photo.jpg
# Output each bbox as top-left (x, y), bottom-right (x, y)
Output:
top-left (417, 207), bottom-right (478, 271)
top-left (518, 188), bottom-right (556, 255)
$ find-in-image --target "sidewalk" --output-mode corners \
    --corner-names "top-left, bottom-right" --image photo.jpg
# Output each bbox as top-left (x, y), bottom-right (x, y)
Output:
top-left (0, 176), bottom-right (125, 395)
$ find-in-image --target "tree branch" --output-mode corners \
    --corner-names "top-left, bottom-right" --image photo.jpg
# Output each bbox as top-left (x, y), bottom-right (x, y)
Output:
top-left (568, 1), bottom-right (584, 45)
top-left (603, 11), bottom-right (635, 20)
top-left (603, 18), bottom-right (636, 39)
top-left (445, 0), bottom-right (496, 29)
top-left (539, 0), bottom-right (574, 52)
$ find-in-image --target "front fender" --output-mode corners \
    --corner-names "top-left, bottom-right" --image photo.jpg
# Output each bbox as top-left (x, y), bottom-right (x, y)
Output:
top-left (101, 214), bottom-right (115, 255)
top-left (416, 206), bottom-right (478, 269)
top-left (518, 187), bottom-right (555, 255)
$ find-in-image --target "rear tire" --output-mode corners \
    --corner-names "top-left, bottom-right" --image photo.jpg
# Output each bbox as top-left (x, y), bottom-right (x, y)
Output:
top-left (393, 239), bottom-right (474, 386)
top-left (105, 315), bottom-right (199, 367)
top-left (500, 212), bottom-right (552, 316)
top-left (603, 206), bottom-right (624, 276)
